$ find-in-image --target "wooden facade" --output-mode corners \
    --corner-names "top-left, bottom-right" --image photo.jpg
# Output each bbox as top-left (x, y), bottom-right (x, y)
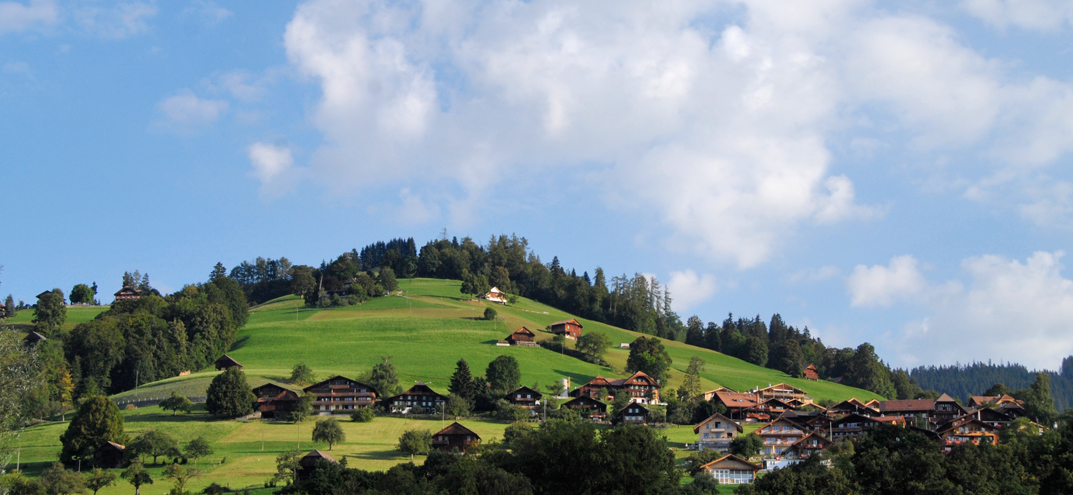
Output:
top-left (562, 395), bottom-right (607, 420)
top-left (483, 287), bottom-right (507, 304)
top-left (756, 417), bottom-right (807, 455)
top-left (574, 371), bottom-right (661, 404)
top-left (303, 376), bottom-right (378, 414)
top-left (214, 355), bottom-right (243, 371)
top-left (831, 414), bottom-right (905, 441)
top-left (297, 450), bottom-right (337, 480)
top-left (387, 382), bottom-right (447, 413)
top-left (95, 441), bottom-right (126, 469)
top-left (505, 327), bottom-right (537, 346)
top-left (803, 364), bottom-right (820, 381)
top-left (550, 319), bottom-right (583, 340)
top-left (113, 286), bottom-right (142, 301)
top-left (936, 417), bottom-right (999, 449)
top-left (432, 422), bottom-right (481, 452)
top-left (693, 412), bottom-right (742, 452)
top-left (698, 455), bottom-right (762, 485)
top-left (876, 399), bottom-right (938, 424)
top-left (756, 383), bottom-right (809, 402)
top-left (505, 386), bottom-right (542, 408)
top-left (932, 393), bottom-right (967, 424)
top-left (616, 404), bottom-right (649, 425)
top-left (782, 432), bottom-right (832, 459)
top-left (253, 383), bottom-right (300, 419)
top-left (826, 398), bottom-right (879, 417)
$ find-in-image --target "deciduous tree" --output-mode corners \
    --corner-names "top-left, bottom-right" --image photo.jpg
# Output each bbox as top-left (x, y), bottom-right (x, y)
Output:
top-left (290, 362), bottom-right (315, 385)
top-left (127, 429), bottom-right (179, 465)
top-left (69, 284), bottom-right (95, 305)
top-left (486, 355), bottom-right (521, 396)
top-left (183, 436), bottom-right (213, 467)
top-left (158, 392), bottom-right (193, 416)
top-left (59, 396), bottom-right (126, 466)
top-left (205, 367), bottom-right (255, 418)
top-left (121, 459), bottom-right (152, 495)
top-left (312, 418), bottom-right (345, 450)
top-left (84, 468), bottom-right (117, 495)
top-left (397, 429), bottom-right (432, 461)
top-left (39, 462), bottom-right (85, 495)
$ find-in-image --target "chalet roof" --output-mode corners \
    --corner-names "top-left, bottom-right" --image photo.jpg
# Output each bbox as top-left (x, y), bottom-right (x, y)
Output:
top-left (102, 441), bottom-right (125, 451)
top-left (693, 412), bottom-right (743, 434)
top-left (781, 432), bottom-right (832, 455)
top-left (969, 394), bottom-right (1023, 407)
top-left (804, 364), bottom-right (818, 371)
top-left (506, 386), bottom-right (543, 399)
top-left (698, 454), bottom-right (762, 472)
top-left (936, 417), bottom-right (996, 435)
top-left (909, 426), bottom-right (942, 441)
top-left (435, 422), bottom-right (480, 439)
top-left (510, 327), bottom-right (536, 337)
top-left (762, 398), bottom-right (795, 409)
top-left (488, 287), bottom-right (504, 294)
top-left (936, 393), bottom-right (959, 403)
top-left (388, 382), bottom-right (447, 400)
top-left (831, 413), bottom-right (880, 426)
top-left (758, 417), bottom-right (806, 433)
top-left (299, 450), bottom-right (337, 467)
top-left (214, 355), bottom-right (242, 368)
top-left (550, 319), bottom-right (583, 328)
top-left (828, 398), bottom-right (879, 415)
top-left (253, 382), bottom-right (301, 400)
top-left (36, 290), bottom-right (52, 299)
top-left (713, 390), bottom-right (760, 409)
top-left (113, 286), bottom-right (141, 296)
top-left (758, 383), bottom-right (807, 394)
top-left (877, 399), bottom-right (935, 413)
top-left (563, 395), bottom-right (605, 408)
top-left (616, 404), bottom-right (649, 416)
top-left (302, 375), bottom-right (377, 395)
top-left (23, 331), bottom-right (47, 344)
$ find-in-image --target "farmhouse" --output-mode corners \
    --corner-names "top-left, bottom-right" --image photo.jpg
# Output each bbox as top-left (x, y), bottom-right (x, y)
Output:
top-left (782, 432), bottom-right (832, 459)
top-left (561, 395), bottom-right (607, 420)
top-left (831, 414), bottom-right (906, 441)
top-left (756, 417), bottom-right (807, 455)
top-left (550, 319), bottom-right (583, 340)
top-left (95, 441), bottom-right (126, 469)
top-left (756, 383), bottom-right (809, 403)
top-left (826, 398), bottom-right (879, 417)
top-left (387, 382), bottom-right (447, 413)
top-left (113, 286), bottom-right (142, 301)
top-left (616, 404), bottom-right (649, 425)
top-left (214, 355), bottom-right (243, 371)
top-left (505, 327), bottom-right (537, 346)
top-left (505, 386), bottom-right (542, 408)
top-left (693, 412), bottom-right (742, 452)
top-left (252, 383), bottom-right (300, 419)
top-left (573, 371), bottom-right (661, 404)
top-left (483, 287), bottom-right (507, 304)
top-left (877, 399), bottom-right (938, 424)
top-left (297, 450), bottom-right (337, 480)
top-left (936, 417), bottom-right (999, 449)
top-left (932, 393), bottom-right (968, 424)
top-left (803, 364), bottom-right (820, 380)
top-left (709, 390), bottom-right (763, 421)
top-left (432, 422), bottom-right (481, 452)
top-left (698, 455), bottom-right (762, 485)
top-left (304, 376), bottom-right (378, 414)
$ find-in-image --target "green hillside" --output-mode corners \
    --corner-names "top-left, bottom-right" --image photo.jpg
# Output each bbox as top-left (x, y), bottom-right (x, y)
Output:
top-left (114, 278), bottom-right (880, 403)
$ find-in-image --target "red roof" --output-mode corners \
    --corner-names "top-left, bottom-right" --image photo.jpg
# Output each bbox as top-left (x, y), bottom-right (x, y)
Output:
top-left (693, 412), bottom-right (742, 434)
top-left (877, 399), bottom-right (935, 413)
top-left (550, 319), bottom-right (582, 328)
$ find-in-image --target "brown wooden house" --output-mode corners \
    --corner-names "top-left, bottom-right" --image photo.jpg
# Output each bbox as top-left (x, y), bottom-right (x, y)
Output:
top-left (782, 432), bottom-right (832, 459)
top-left (756, 417), bottom-right (808, 455)
top-left (831, 413), bottom-right (905, 441)
top-left (561, 395), bottom-right (607, 420)
top-left (936, 417), bottom-right (999, 450)
top-left (113, 286), bottom-right (142, 301)
top-left (297, 450), bottom-right (337, 480)
top-left (303, 376), bottom-right (378, 414)
top-left (826, 398), bottom-right (879, 417)
top-left (550, 319), bottom-right (583, 340)
top-left (505, 386), bottom-right (542, 408)
top-left (252, 383), bottom-right (301, 419)
top-left (756, 383), bottom-right (809, 402)
top-left (709, 390), bottom-right (763, 421)
top-left (574, 371), bottom-right (661, 404)
top-left (432, 422), bottom-right (481, 452)
top-left (615, 404), bottom-right (649, 425)
top-left (803, 364), bottom-right (820, 381)
top-left (386, 382), bottom-right (447, 413)
top-left (693, 412), bottom-right (742, 452)
top-left (505, 327), bottom-right (537, 346)
top-left (95, 441), bottom-right (126, 469)
top-left (23, 331), bottom-right (47, 346)
top-left (877, 399), bottom-right (937, 424)
top-left (933, 393), bottom-right (967, 424)
top-left (697, 454), bottom-right (762, 485)
top-left (214, 355), bottom-right (243, 371)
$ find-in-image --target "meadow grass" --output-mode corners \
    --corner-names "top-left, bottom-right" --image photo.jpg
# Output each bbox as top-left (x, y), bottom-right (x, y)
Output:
top-left (6, 305), bottom-right (108, 333)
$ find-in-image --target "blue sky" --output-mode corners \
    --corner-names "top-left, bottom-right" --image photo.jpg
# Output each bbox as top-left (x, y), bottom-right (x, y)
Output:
top-left (3, 0), bottom-right (1073, 371)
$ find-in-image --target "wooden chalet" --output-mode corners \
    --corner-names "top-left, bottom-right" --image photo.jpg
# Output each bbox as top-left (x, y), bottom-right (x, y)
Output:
top-left (252, 383), bottom-right (300, 419)
top-left (387, 382), bottom-right (447, 413)
top-left (803, 364), bottom-right (820, 381)
top-left (297, 450), bottom-right (337, 480)
top-left (781, 410), bottom-right (830, 433)
top-left (36, 290), bottom-right (52, 299)
top-left (214, 355), bottom-right (243, 371)
top-left (95, 441), bottom-right (126, 469)
top-left (432, 422), bottom-right (481, 452)
top-left (574, 371), bottom-right (661, 404)
top-left (698, 455), bottom-right (762, 485)
top-left (304, 376), bottom-right (378, 414)
top-left (505, 327), bottom-right (537, 346)
top-left (933, 393), bottom-right (967, 424)
top-left (782, 431), bottom-right (832, 459)
top-left (961, 408), bottom-right (1014, 429)
top-left (936, 417), bottom-right (998, 450)
top-left (830, 413), bottom-right (905, 441)
top-left (483, 287), bottom-right (507, 304)
top-left (968, 394), bottom-right (1026, 419)
top-left (756, 383), bottom-right (809, 403)
top-left (864, 399), bottom-right (880, 409)
top-left (550, 319), bottom-right (583, 340)
top-left (761, 398), bottom-right (795, 415)
top-left (616, 404), bottom-right (649, 425)
top-left (703, 387), bottom-right (737, 402)
top-left (710, 390), bottom-right (763, 421)
top-left (756, 417), bottom-right (807, 455)
top-left (693, 412), bottom-right (742, 452)
top-left (113, 286), bottom-right (142, 301)
top-left (23, 331), bottom-right (47, 346)
top-left (505, 386), bottom-right (542, 408)
top-left (561, 395), bottom-right (607, 420)
top-left (826, 398), bottom-right (879, 417)
top-left (877, 399), bottom-right (937, 424)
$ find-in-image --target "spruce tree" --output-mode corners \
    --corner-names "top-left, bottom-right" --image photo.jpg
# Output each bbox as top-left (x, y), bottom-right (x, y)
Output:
top-left (449, 359), bottom-right (476, 402)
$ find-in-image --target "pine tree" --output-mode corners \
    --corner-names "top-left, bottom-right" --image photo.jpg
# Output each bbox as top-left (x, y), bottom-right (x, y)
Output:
top-left (449, 359), bottom-right (476, 402)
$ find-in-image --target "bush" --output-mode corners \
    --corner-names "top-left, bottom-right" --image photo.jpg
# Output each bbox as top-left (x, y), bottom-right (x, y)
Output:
top-left (483, 307), bottom-right (497, 320)
top-left (351, 407), bottom-right (376, 422)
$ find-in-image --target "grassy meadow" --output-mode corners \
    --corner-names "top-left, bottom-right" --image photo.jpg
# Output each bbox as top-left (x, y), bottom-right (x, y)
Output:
top-left (9, 277), bottom-right (881, 492)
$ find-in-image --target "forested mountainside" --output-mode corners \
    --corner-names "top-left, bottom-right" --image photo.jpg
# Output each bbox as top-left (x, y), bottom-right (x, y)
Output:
top-left (912, 358), bottom-right (1073, 412)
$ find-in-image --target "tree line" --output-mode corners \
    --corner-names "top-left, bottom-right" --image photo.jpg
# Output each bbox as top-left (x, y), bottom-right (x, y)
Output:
top-left (911, 358), bottom-right (1073, 412)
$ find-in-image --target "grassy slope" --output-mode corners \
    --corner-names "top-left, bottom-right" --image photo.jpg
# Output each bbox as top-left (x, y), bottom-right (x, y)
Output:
top-left (6, 306), bottom-right (108, 333)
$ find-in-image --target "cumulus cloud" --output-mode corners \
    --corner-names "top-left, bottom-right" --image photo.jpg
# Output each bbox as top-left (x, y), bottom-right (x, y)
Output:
top-left (847, 255), bottom-right (930, 307)
top-left (667, 270), bottom-right (719, 312)
top-left (962, 0), bottom-right (1073, 31)
top-left (0, 0), bottom-right (57, 34)
top-left (157, 90), bottom-right (228, 128)
top-left (887, 252), bottom-right (1073, 370)
top-left (248, 142), bottom-right (301, 197)
top-left (273, 0), bottom-right (1073, 268)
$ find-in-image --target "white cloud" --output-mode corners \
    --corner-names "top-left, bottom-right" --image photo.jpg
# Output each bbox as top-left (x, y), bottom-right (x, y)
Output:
top-left (183, 0), bottom-right (231, 25)
top-left (667, 270), bottom-right (718, 312)
top-left (889, 251), bottom-right (1073, 370)
top-left (788, 265), bottom-right (841, 284)
top-left (274, 0), bottom-right (1073, 267)
top-left (157, 90), bottom-right (228, 127)
top-left (77, 1), bottom-right (157, 39)
top-left (847, 255), bottom-right (929, 307)
top-left (0, 0), bottom-right (57, 34)
top-left (248, 142), bottom-right (300, 197)
top-left (962, 0), bottom-right (1073, 31)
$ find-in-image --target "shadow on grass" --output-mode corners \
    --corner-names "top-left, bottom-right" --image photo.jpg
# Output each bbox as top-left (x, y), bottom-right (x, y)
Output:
top-left (344, 450), bottom-right (405, 462)
top-left (230, 335), bottom-right (251, 352)
top-left (125, 411), bottom-right (216, 424)
top-left (553, 369), bottom-right (596, 384)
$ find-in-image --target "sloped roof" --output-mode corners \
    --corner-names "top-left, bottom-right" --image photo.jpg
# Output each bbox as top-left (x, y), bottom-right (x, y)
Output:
top-left (713, 390), bottom-right (760, 409)
top-left (23, 331), bottom-right (47, 344)
top-left (877, 399), bottom-right (935, 413)
top-left (510, 327), bottom-right (536, 337)
top-left (781, 431), bottom-right (831, 455)
top-left (698, 454), bottom-right (761, 472)
top-left (936, 393), bottom-right (959, 403)
top-left (435, 422), bottom-right (480, 439)
top-left (563, 395), bottom-right (605, 408)
top-left (506, 385), bottom-right (542, 399)
top-left (302, 375), bottom-right (377, 394)
top-left (299, 450), bottom-right (337, 467)
top-left (693, 412), bottom-right (742, 434)
top-left (550, 319), bottom-right (583, 327)
top-left (214, 354), bottom-right (242, 367)
top-left (388, 382), bottom-right (446, 400)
